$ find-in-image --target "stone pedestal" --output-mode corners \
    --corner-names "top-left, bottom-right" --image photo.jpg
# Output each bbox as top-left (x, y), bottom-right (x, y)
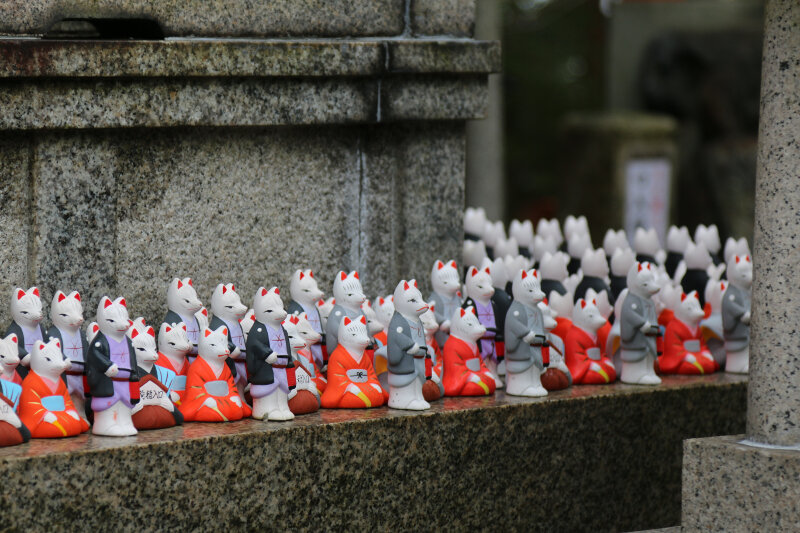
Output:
top-left (680, 1), bottom-right (800, 529)
top-left (0, 2), bottom-right (500, 320)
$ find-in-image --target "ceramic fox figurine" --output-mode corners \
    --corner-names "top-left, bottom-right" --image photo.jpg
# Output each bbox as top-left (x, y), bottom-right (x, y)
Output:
top-left (565, 298), bottom-right (617, 384)
top-left (680, 242), bottom-right (713, 308)
top-left (180, 325), bottom-right (250, 422)
top-left (46, 290), bottom-right (89, 419)
top-left (665, 226), bottom-right (691, 278)
top-left (566, 232), bottom-right (592, 276)
top-left (209, 283), bottom-right (248, 403)
top-left (504, 269), bottom-right (548, 397)
top-left (723, 255), bottom-right (752, 374)
top-left (633, 228), bottom-right (660, 265)
top-left (128, 320), bottom-right (182, 429)
top-left (321, 315), bottom-right (385, 409)
top-left (163, 278), bottom-right (203, 361)
top-left (287, 269), bottom-right (326, 369)
top-left (290, 312), bottom-right (327, 394)
top-left (538, 299), bottom-right (572, 391)
top-left (609, 247), bottom-right (635, 303)
top-left (155, 322), bottom-right (192, 405)
top-left (6, 287), bottom-right (47, 378)
top-left (509, 219), bottom-right (535, 258)
top-left (20, 338), bottom-right (89, 438)
top-left (618, 263), bottom-right (662, 385)
top-left (462, 266), bottom-right (504, 389)
top-left (87, 296), bottom-right (140, 436)
top-left (372, 295), bottom-right (394, 391)
top-left (0, 334), bottom-right (22, 387)
top-left (325, 271), bottom-right (367, 355)
top-left (419, 303), bottom-right (443, 401)
top-left (574, 248), bottom-right (612, 304)
top-left (539, 252), bottom-right (570, 299)
top-left (442, 307), bottom-right (496, 396)
top-left (428, 259), bottom-right (462, 347)
top-left (246, 287), bottom-right (295, 421)
top-left (0, 377), bottom-right (28, 446)
top-left (660, 291), bottom-right (718, 374)
top-left (282, 315), bottom-right (320, 415)
top-left (387, 280), bottom-right (431, 410)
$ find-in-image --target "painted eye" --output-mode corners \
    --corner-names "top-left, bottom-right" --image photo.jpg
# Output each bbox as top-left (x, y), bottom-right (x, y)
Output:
top-left (168, 342), bottom-right (176, 346)
top-left (184, 299), bottom-right (190, 303)
top-left (45, 357), bottom-right (51, 362)
top-left (348, 293), bottom-right (353, 297)
top-left (108, 319), bottom-right (114, 323)
top-left (303, 289), bottom-right (310, 292)
top-left (226, 306), bottom-right (233, 309)
top-left (21, 311), bottom-right (28, 315)
top-left (137, 347), bottom-right (144, 351)
top-left (60, 313), bottom-right (68, 317)
top-left (266, 310), bottom-right (272, 313)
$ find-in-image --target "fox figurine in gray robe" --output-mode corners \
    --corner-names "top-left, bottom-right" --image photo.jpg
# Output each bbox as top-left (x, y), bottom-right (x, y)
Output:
top-left (618, 262), bottom-right (662, 385)
top-left (504, 269), bottom-right (548, 397)
top-left (387, 280), bottom-right (431, 411)
top-left (722, 255), bottom-right (752, 374)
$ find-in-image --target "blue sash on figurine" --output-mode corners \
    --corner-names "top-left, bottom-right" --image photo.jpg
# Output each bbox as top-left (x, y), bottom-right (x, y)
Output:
top-left (1, 380), bottom-right (22, 411)
top-left (154, 365), bottom-right (177, 394)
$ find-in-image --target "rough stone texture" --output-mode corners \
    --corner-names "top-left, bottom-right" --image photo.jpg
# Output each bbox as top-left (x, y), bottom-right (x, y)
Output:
top-left (0, 0), bottom-right (406, 37)
top-left (21, 124), bottom-right (464, 324)
top-left (411, 0), bottom-right (476, 37)
top-left (0, 135), bottom-right (32, 304)
top-left (382, 75), bottom-right (489, 122)
top-left (0, 374), bottom-right (745, 531)
top-left (682, 436), bottom-right (800, 531)
top-left (747, 0), bottom-right (800, 446)
top-left (360, 123), bottom-right (465, 298)
top-left (0, 39), bottom-right (501, 78)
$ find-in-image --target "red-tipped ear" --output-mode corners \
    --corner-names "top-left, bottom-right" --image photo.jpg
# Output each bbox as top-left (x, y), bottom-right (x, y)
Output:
top-left (222, 328), bottom-right (227, 336)
top-left (721, 282), bottom-right (726, 290)
top-left (32, 288), bottom-right (39, 297)
top-left (592, 299), bottom-right (597, 306)
top-left (450, 260), bottom-right (457, 268)
top-left (378, 297), bottom-right (384, 305)
top-left (274, 288), bottom-right (280, 295)
top-left (103, 298), bottom-right (112, 308)
top-left (131, 329), bottom-right (139, 339)
top-left (745, 255), bottom-right (750, 262)
top-left (147, 327), bottom-right (155, 337)
top-left (638, 263), bottom-right (643, 272)
top-left (693, 292), bottom-right (699, 300)
top-left (16, 289), bottom-right (25, 300)
top-left (413, 280), bottom-right (418, 288)
top-left (165, 326), bottom-right (171, 333)
top-left (343, 317), bottom-right (351, 326)
top-left (181, 324), bottom-right (187, 331)
top-left (581, 300), bottom-right (586, 309)
top-left (201, 308), bottom-right (208, 317)
top-left (331, 299), bottom-right (336, 304)
top-left (340, 272), bottom-right (347, 281)
top-left (204, 329), bottom-right (211, 337)
top-left (470, 267), bottom-right (478, 277)
top-left (222, 285), bottom-right (227, 294)
top-left (353, 272), bottom-right (359, 280)
top-left (735, 255), bottom-right (740, 263)
top-left (521, 270), bottom-right (527, 279)
top-left (290, 316), bottom-right (299, 324)
top-left (360, 315), bottom-right (366, 324)
top-left (681, 293), bottom-right (686, 302)
top-left (460, 308), bottom-right (466, 317)
top-left (318, 299), bottom-right (324, 306)
top-left (231, 284), bottom-right (235, 292)
top-left (177, 280), bottom-right (183, 289)
top-left (309, 271), bottom-right (314, 279)
top-left (299, 272), bottom-right (305, 280)
top-left (92, 324), bottom-right (99, 333)
top-left (58, 293), bottom-right (66, 302)
top-left (119, 298), bottom-right (126, 308)
top-left (533, 269), bottom-right (539, 278)
top-left (542, 298), bottom-right (548, 305)
top-left (187, 279), bottom-right (193, 287)
top-left (404, 281), bottom-right (410, 290)
top-left (261, 288), bottom-right (267, 296)
top-left (9, 335), bottom-right (16, 344)
top-left (436, 260), bottom-right (444, 270)
top-left (128, 319), bottom-right (133, 327)
top-left (470, 307), bottom-right (478, 316)
top-left (37, 341), bottom-right (45, 350)
top-left (484, 267), bottom-right (491, 275)
top-left (647, 264), bottom-right (652, 270)
top-left (74, 292), bottom-right (80, 302)
top-left (55, 340), bottom-right (60, 348)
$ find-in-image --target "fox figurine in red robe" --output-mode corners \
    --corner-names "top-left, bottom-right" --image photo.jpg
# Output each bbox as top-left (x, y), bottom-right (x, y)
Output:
top-left (442, 307), bottom-right (496, 396)
top-left (565, 298), bottom-right (617, 384)
top-left (660, 291), bottom-right (718, 374)
top-left (180, 326), bottom-right (250, 422)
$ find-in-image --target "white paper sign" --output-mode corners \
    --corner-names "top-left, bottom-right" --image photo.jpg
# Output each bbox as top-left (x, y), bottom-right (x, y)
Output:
top-left (624, 158), bottom-right (671, 245)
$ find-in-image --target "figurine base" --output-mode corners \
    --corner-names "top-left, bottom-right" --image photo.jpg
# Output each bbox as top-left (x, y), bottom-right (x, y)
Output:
top-left (505, 366), bottom-right (547, 397)
top-left (388, 377), bottom-right (430, 410)
top-left (92, 402), bottom-right (137, 437)
top-left (725, 347), bottom-right (749, 374)
top-left (253, 391), bottom-right (294, 421)
top-left (620, 353), bottom-right (662, 385)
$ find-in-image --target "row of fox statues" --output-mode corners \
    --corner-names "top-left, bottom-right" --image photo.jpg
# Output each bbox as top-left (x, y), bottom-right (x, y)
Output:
top-left (0, 211), bottom-right (751, 446)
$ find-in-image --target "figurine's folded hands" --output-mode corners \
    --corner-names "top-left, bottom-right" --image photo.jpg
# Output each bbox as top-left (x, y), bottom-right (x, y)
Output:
top-left (230, 346), bottom-right (241, 358)
top-left (741, 311), bottom-right (751, 325)
top-left (370, 383), bottom-right (383, 393)
top-left (639, 321), bottom-right (652, 334)
top-left (170, 391), bottom-right (180, 403)
top-left (522, 331), bottom-right (537, 344)
top-left (43, 412), bottom-right (57, 424)
top-left (105, 364), bottom-right (119, 378)
top-left (202, 397), bottom-right (218, 410)
top-left (345, 384), bottom-right (362, 397)
top-left (589, 362), bottom-right (603, 372)
top-left (266, 351), bottom-right (278, 365)
top-left (230, 395), bottom-right (242, 407)
top-left (407, 343), bottom-right (421, 355)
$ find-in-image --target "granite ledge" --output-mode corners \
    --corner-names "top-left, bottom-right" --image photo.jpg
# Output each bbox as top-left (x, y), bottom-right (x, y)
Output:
top-left (0, 39), bottom-right (502, 78)
top-left (0, 374), bottom-right (746, 531)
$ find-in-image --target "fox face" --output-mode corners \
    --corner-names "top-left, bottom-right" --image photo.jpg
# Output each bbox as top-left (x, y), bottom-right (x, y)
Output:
top-left (253, 287), bottom-right (287, 327)
top-left (540, 252), bottom-right (569, 281)
top-left (360, 301), bottom-right (384, 336)
top-left (30, 338), bottom-right (70, 380)
top-left (603, 229), bottom-right (628, 257)
top-left (536, 218), bottom-right (563, 248)
top-left (627, 262), bottom-right (661, 298)
top-left (96, 297), bottom-right (130, 338)
top-left (511, 269), bottom-right (545, 306)
top-left (464, 207), bottom-right (487, 237)
top-left (450, 306), bottom-right (485, 343)
top-left (633, 228), bottom-right (660, 257)
top-left (431, 259), bottom-right (460, 297)
top-left (292, 312), bottom-right (322, 345)
top-left (127, 319), bottom-right (158, 366)
top-left (509, 219), bottom-right (535, 249)
top-left (567, 232), bottom-right (592, 260)
top-left (0, 334), bottom-right (19, 375)
top-left (290, 269), bottom-right (324, 305)
top-left (581, 248), bottom-right (609, 278)
top-left (727, 255), bottom-right (753, 290)
top-left (11, 287), bottom-right (43, 328)
top-left (694, 224), bottom-right (721, 254)
top-left (374, 296), bottom-right (394, 328)
top-left (684, 242), bottom-right (712, 269)
top-left (724, 237), bottom-right (750, 265)
top-left (158, 322), bottom-right (191, 358)
top-left (462, 240), bottom-right (488, 270)
top-left (675, 291), bottom-right (705, 327)
top-left (167, 277), bottom-right (202, 316)
top-left (337, 314), bottom-right (370, 353)
top-left (393, 280), bottom-right (428, 318)
top-left (198, 326), bottom-right (230, 363)
top-left (532, 234), bottom-right (558, 263)
top-left (332, 271), bottom-right (365, 310)
top-left (211, 283), bottom-right (248, 322)
top-left (282, 315), bottom-right (309, 353)
top-left (51, 290), bottom-right (84, 331)
top-left (564, 215), bottom-right (589, 242)
top-left (666, 226), bottom-right (691, 253)
top-left (610, 247), bottom-right (636, 277)
top-left (465, 267), bottom-right (494, 302)
top-left (572, 298), bottom-right (606, 333)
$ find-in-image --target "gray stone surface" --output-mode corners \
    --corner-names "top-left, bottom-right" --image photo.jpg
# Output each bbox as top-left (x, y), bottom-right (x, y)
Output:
top-left (17, 125), bottom-right (464, 324)
top-left (0, 374), bottom-right (746, 531)
top-left (682, 436), bottom-right (800, 531)
top-left (0, 39), bottom-right (501, 78)
top-left (382, 75), bottom-right (489, 122)
top-left (411, 0), bottom-right (476, 37)
top-left (747, 0), bottom-right (800, 446)
top-left (0, 135), bottom-right (31, 307)
top-left (0, 0), bottom-right (406, 37)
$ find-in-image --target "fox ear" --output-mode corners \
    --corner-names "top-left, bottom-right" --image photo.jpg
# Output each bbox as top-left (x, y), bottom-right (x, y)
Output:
top-left (343, 317), bottom-right (351, 326)
top-left (181, 324), bottom-right (187, 331)
top-left (460, 308), bottom-right (466, 317)
top-left (378, 297), bottom-right (384, 305)
top-left (222, 285), bottom-right (227, 294)
top-left (273, 288), bottom-right (280, 295)
top-left (32, 288), bottom-right (39, 297)
top-left (37, 341), bottom-right (45, 350)
top-left (436, 260), bottom-right (444, 270)
top-left (450, 260), bottom-right (457, 268)
top-left (469, 267), bottom-right (478, 277)
top-left (360, 315), bottom-right (366, 324)
top-left (201, 308), bottom-right (208, 317)
top-left (308, 270), bottom-right (314, 279)
top-left (484, 267), bottom-right (491, 275)
top-left (57, 292), bottom-right (66, 302)
top-left (187, 279), bottom-right (193, 287)
top-left (9, 335), bottom-right (16, 344)
top-left (261, 288), bottom-right (267, 296)
top-left (103, 297), bottom-right (112, 308)
top-left (231, 284), bottom-right (235, 292)
top-left (533, 269), bottom-right (539, 279)
top-left (580, 300), bottom-right (586, 309)
top-left (222, 328), bottom-right (227, 336)
top-left (15, 289), bottom-right (25, 300)
top-left (131, 329), bottom-right (139, 339)
top-left (177, 280), bottom-right (183, 289)
top-left (204, 329), bottom-right (212, 338)
top-left (165, 326), bottom-right (171, 333)
top-left (681, 293), bottom-right (687, 302)
top-left (413, 280), bottom-right (418, 288)
top-left (299, 271), bottom-right (305, 280)
top-left (745, 255), bottom-right (750, 262)
top-left (521, 270), bottom-right (527, 279)
top-left (638, 263), bottom-right (643, 272)
top-left (340, 272), bottom-right (347, 281)
top-left (74, 292), bottom-right (81, 302)
top-left (119, 298), bottom-right (126, 308)
top-left (147, 327), bottom-right (155, 337)
top-left (353, 271), bottom-right (359, 280)
top-left (54, 340), bottom-right (60, 348)
top-left (403, 281), bottom-right (410, 291)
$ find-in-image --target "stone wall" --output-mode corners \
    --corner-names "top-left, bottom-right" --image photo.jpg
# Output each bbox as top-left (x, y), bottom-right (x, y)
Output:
top-left (0, 2), bottom-right (497, 324)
